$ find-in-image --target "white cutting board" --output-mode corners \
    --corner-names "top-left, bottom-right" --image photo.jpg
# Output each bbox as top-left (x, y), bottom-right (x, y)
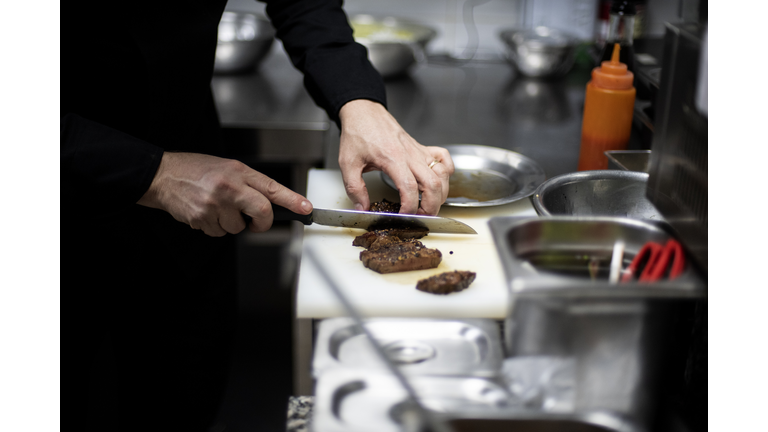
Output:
top-left (295, 169), bottom-right (537, 319)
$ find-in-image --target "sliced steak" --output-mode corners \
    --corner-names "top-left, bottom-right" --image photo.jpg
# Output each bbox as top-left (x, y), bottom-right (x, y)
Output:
top-left (352, 228), bottom-right (429, 249)
top-left (360, 241), bottom-right (442, 274)
top-left (369, 198), bottom-right (401, 213)
top-left (416, 271), bottom-right (476, 295)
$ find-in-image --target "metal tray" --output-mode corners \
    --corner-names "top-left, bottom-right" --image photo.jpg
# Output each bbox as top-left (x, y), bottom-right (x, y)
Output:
top-left (312, 369), bottom-right (517, 432)
top-left (381, 144), bottom-right (546, 207)
top-left (312, 318), bottom-right (503, 379)
top-left (488, 216), bottom-right (706, 294)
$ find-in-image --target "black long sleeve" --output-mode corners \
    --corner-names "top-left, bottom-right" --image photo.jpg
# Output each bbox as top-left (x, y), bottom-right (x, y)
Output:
top-left (263, 0), bottom-right (387, 126)
top-left (61, 0), bottom-right (385, 221)
top-left (60, 114), bottom-right (164, 219)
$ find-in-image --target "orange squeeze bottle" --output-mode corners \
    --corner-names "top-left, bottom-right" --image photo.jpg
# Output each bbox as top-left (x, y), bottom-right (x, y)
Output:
top-left (577, 43), bottom-right (636, 171)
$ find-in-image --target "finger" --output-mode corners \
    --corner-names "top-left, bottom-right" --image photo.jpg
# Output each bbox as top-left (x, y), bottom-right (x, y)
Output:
top-left (198, 219), bottom-right (227, 237)
top-left (187, 208), bottom-right (227, 237)
top-left (383, 163), bottom-right (420, 214)
top-left (245, 171), bottom-right (312, 215)
top-left (428, 147), bottom-right (455, 174)
top-left (413, 164), bottom-right (443, 216)
top-left (218, 208), bottom-right (247, 234)
top-left (339, 162), bottom-right (370, 211)
top-left (427, 147), bottom-right (454, 204)
top-left (238, 188), bottom-right (274, 233)
top-left (427, 161), bottom-right (451, 206)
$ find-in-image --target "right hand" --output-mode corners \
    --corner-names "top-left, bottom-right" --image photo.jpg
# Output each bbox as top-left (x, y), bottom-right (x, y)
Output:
top-left (137, 152), bottom-right (312, 236)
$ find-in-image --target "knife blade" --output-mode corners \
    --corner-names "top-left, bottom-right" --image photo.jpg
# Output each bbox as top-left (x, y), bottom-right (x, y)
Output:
top-left (269, 204), bottom-right (477, 234)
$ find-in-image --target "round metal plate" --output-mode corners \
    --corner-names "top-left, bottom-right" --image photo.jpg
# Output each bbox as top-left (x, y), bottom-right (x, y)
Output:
top-left (381, 144), bottom-right (546, 207)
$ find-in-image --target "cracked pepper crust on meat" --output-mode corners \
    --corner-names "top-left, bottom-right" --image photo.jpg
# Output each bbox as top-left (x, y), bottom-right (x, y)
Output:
top-left (359, 240), bottom-right (442, 274)
top-left (416, 271), bottom-right (476, 295)
top-left (352, 228), bottom-right (429, 249)
top-left (368, 198), bottom-right (401, 213)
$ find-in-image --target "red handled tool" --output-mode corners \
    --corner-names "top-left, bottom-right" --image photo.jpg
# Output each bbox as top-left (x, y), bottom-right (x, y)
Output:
top-left (621, 239), bottom-right (686, 283)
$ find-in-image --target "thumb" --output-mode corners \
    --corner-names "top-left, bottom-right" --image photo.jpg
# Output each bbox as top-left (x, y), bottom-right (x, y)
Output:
top-left (341, 168), bottom-right (370, 211)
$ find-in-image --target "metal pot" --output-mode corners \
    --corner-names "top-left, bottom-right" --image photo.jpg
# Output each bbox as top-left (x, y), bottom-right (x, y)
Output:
top-left (214, 11), bottom-right (275, 74)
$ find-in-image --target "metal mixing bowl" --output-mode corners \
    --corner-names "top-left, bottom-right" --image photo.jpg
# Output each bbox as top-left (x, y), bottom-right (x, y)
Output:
top-left (214, 11), bottom-right (275, 74)
top-left (531, 170), bottom-right (663, 220)
top-left (499, 27), bottom-right (578, 78)
top-left (350, 15), bottom-right (436, 79)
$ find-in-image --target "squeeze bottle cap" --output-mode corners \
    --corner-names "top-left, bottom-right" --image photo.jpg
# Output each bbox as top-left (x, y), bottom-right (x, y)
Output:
top-left (592, 44), bottom-right (634, 90)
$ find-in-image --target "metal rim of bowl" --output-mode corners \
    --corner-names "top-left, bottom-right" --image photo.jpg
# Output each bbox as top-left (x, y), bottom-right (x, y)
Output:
top-left (381, 144), bottom-right (546, 208)
top-left (350, 14), bottom-right (437, 45)
top-left (218, 11), bottom-right (275, 41)
top-left (499, 27), bottom-right (578, 51)
top-left (531, 170), bottom-right (650, 216)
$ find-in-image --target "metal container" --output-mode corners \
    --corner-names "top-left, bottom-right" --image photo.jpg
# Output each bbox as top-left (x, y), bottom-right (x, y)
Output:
top-left (532, 170), bottom-right (663, 221)
top-left (213, 11), bottom-right (275, 74)
top-left (488, 216), bottom-right (704, 295)
top-left (381, 144), bottom-right (546, 207)
top-left (312, 369), bottom-right (516, 432)
top-left (604, 150), bottom-right (652, 173)
top-left (499, 27), bottom-right (578, 78)
top-left (313, 318), bottom-right (503, 379)
top-left (488, 216), bottom-right (705, 427)
top-left (350, 15), bottom-right (436, 79)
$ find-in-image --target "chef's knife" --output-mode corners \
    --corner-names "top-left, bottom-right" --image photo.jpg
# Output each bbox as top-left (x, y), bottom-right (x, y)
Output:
top-left (264, 204), bottom-right (477, 234)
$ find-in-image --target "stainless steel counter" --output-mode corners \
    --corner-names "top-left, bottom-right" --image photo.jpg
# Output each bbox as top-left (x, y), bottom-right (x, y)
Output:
top-left (373, 58), bottom-right (592, 179)
top-left (212, 47), bottom-right (329, 131)
top-left (212, 46), bottom-right (598, 180)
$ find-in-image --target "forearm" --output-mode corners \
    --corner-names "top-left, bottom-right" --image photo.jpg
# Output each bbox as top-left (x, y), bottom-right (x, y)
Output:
top-left (262, 0), bottom-right (386, 126)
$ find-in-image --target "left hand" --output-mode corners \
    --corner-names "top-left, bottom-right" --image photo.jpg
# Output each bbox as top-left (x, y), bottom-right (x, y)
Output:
top-left (338, 99), bottom-right (454, 216)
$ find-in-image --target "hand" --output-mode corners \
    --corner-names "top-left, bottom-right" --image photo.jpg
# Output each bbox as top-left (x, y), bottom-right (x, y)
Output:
top-left (338, 100), bottom-right (454, 215)
top-left (137, 152), bottom-right (313, 236)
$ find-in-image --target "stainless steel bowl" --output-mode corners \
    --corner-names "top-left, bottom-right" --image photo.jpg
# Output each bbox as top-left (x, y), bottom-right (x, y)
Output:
top-left (499, 27), bottom-right (578, 78)
top-left (213, 11), bottom-right (275, 74)
top-left (351, 15), bottom-right (436, 79)
top-left (532, 170), bottom-right (663, 220)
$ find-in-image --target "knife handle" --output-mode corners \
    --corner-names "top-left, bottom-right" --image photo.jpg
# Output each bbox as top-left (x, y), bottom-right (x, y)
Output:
top-left (241, 204), bottom-right (312, 226)
top-left (271, 203), bottom-right (312, 225)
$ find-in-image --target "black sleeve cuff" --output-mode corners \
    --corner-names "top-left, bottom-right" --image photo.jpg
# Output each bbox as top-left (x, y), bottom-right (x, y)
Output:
top-left (61, 113), bottom-right (164, 220)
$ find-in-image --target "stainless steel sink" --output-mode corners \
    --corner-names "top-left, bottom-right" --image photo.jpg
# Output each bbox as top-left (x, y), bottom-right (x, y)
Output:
top-left (312, 369), bottom-right (518, 432)
top-left (313, 318), bottom-right (503, 379)
top-left (443, 411), bottom-right (642, 432)
top-left (313, 368), bottom-right (644, 432)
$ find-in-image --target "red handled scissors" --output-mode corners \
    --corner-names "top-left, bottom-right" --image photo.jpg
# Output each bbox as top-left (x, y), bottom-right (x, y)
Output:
top-left (621, 239), bottom-right (686, 283)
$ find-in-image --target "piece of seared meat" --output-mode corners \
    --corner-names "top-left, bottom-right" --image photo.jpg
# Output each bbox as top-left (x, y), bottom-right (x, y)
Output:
top-left (369, 198), bottom-right (401, 213)
top-left (352, 228), bottom-right (429, 249)
top-left (367, 235), bottom-right (408, 251)
top-left (360, 241), bottom-right (442, 274)
top-left (416, 271), bottom-right (476, 295)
